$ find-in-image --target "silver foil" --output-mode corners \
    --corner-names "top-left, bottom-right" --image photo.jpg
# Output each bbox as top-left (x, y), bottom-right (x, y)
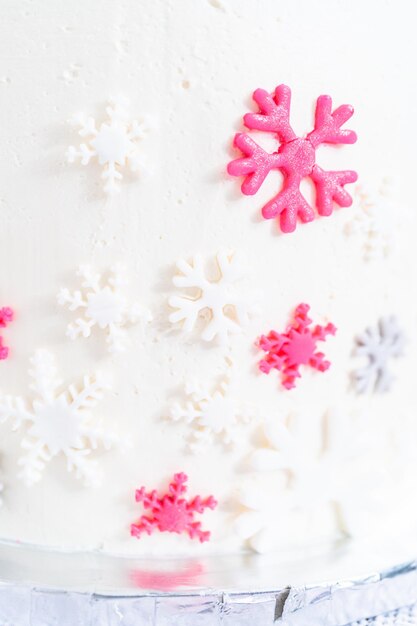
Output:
top-left (1, 533), bottom-right (417, 625)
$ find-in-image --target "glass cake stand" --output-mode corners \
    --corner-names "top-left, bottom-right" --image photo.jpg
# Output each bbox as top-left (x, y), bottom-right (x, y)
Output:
top-left (1, 530), bottom-right (417, 625)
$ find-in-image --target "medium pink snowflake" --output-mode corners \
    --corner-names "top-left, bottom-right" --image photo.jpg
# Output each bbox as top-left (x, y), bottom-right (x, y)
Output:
top-left (0, 307), bottom-right (14, 360)
top-left (257, 303), bottom-right (336, 390)
top-left (130, 473), bottom-right (217, 543)
top-left (228, 84), bottom-right (358, 233)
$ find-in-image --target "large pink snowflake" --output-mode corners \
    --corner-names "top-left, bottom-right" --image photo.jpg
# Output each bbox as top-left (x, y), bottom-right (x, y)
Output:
top-left (227, 84), bottom-right (358, 233)
top-left (130, 473), bottom-right (217, 543)
top-left (257, 303), bottom-right (336, 390)
top-left (0, 307), bottom-right (14, 360)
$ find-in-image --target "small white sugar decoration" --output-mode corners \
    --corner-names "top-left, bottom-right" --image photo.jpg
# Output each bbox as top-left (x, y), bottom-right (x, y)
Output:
top-left (66, 97), bottom-right (150, 193)
top-left (169, 358), bottom-right (252, 451)
top-left (345, 180), bottom-right (404, 261)
top-left (58, 264), bottom-right (152, 353)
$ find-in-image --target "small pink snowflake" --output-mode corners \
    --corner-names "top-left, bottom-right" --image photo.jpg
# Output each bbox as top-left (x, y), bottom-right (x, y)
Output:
top-left (257, 303), bottom-right (336, 390)
top-left (131, 472), bottom-right (217, 543)
top-left (227, 84), bottom-right (358, 233)
top-left (0, 307), bottom-right (14, 360)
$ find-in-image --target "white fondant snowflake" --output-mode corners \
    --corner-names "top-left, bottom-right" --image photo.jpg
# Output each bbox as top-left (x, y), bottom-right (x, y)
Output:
top-left (58, 264), bottom-right (151, 353)
top-left (168, 251), bottom-right (255, 345)
top-left (345, 182), bottom-right (397, 261)
top-left (0, 351), bottom-right (121, 487)
top-left (251, 412), bottom-right (355, 498)
top-left (66, 97), bottom-right (148, 193)
top-left (236, 411), bottom-right (385, 551)
top-left (170, 364), bottom-right (252, 451)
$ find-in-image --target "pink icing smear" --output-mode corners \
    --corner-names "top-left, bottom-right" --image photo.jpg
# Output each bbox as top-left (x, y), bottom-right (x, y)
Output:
top-left (258, 303), bottom-right (336, 390)
top-left (131, 472), bottom-right (217, 543)
top-left (228, 84), bottom-right (358, 233)
top-left (0, 307), bottom-right (14, 360)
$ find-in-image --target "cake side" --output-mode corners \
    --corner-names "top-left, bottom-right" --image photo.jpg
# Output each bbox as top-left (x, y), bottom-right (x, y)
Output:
top-left (0, 0), bottom-right (416, 556)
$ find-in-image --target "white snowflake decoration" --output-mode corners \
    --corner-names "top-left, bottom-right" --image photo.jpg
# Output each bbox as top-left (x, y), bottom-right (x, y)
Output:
top-left (169, 363), bottom-right (252, 451)
top-left (0, 351), bottom-right (121, 487)
top-left (345, 182), bottom-right (397, 261)
top-left (168, 251), bottom-right (256, 345)
top-left (236, 410), bottom-right (385, 551)
top-left (58, 264), bottom-right (152, 353)
top-left (234, 477), bottom-right (296, 553)
top-left (250, 411), bottom-right (358, 502)
top-left (66, 97), bottom-right (148, 193)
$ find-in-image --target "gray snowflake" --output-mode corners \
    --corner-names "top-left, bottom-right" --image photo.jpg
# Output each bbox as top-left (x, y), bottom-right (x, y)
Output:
top-left (352, 316), bottom-right (405, 393)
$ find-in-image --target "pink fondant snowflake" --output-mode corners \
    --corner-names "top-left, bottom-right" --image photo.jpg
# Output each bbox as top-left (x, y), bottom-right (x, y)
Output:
top-left (0, 307), bottom-right (14, 360)
top-left (257, 304), bottom-right (336, 390)
top-left (227, 84), bottom-right (358, 233)
top-left (131, 473), bottom-right (217, 543)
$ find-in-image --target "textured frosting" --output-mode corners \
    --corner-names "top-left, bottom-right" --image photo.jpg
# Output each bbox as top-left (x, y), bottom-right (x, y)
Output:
top-left (0, 0), bottom-right (416, 557)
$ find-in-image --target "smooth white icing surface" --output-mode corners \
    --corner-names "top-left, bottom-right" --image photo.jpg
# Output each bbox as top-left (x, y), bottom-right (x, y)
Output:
top-left (0, 0), bottom-right (416, 556)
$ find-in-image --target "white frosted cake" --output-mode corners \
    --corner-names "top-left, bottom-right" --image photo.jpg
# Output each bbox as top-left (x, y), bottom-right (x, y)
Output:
top-left (0, 0), bottom-right (416, 558)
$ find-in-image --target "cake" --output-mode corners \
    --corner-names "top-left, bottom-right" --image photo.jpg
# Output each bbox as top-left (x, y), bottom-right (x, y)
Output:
top-left (0, 0), bottom-right (416, 558)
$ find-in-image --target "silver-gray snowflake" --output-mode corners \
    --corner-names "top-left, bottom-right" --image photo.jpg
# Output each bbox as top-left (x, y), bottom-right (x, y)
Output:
top-left (352, 316), bottom-right (405, 393)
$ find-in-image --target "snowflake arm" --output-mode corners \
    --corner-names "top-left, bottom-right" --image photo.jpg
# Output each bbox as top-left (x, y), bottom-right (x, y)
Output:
top-left (106, 324), bottom-right (127, 353)
top-left (261, 175), bottom-right (317, 233)
top-left (59, 266), bottom-right (150, 353)
top-left (227, 133), bottom-right (283, 195)
top-left (308, 95), bottom-right (357, 147)
top-left (65, 448), bottom-right (100, 487)
top-left (228, 84), bottom-right (358, 233)
top-left (18, 438), bottom-right (51, 486)
top-left (234, 481), bottom-right (292, 553)
top-left (78, 265), bottom-right (102, 292)
top-left (67, 318), bottom-right (95, 341)
top-left (29, 350), bottom-right (61, 404)
top-left (0, 396), bottom-right (33, 430)
top-left (168, 296), bottom-right (202, 334)
top-left (203, 312), bottom-right (240, 345)
top-left (243, 85), bottom-right (296, 141)
top-left (101, 163), bottom-right (123, 194)
top-left (67, 373), bottom-right (107, 412)
top-left (57, 288), bottom-right (87, 311)
top-left (311, 166), bottom-right (358, 217)
top-left (171, 256), bottom-right (208, 291)
top-left (74, 114), bottom-right (98, 137)
top-left (170, 400), bottom-right (202, 425)
top-left (80, 423), bottom-right (122, 451)
top-left (66, 144), bottom-right (96, 167)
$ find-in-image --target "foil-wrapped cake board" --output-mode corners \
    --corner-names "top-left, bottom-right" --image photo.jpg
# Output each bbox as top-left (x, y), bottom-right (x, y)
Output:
top-left (1, 530), bottom-right (417, 625)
